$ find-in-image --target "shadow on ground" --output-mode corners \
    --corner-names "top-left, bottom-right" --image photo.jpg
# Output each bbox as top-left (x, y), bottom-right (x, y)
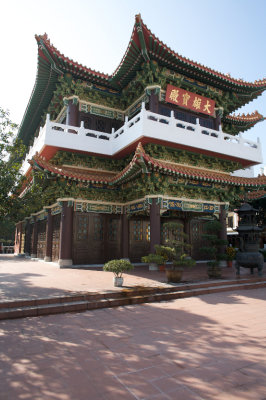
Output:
top-left (0, 292), bottom-right (266, 400)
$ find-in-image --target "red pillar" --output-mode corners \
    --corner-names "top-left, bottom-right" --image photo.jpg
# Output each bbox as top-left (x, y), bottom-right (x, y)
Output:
top-left (44, 209), bottom-right (53, 262)
top-left (219, 205), bottom-right (227, 261)
top-left (121, 211), bottom-right (129, 259)
top-left (31, 217), bottom-right (38, 258)
top-left (150, 198), bottom-right (161, 253)
top-left (66, 99), bottom-right (79, 127)
top-left (184, 213), bottom-right (191, 255)
top-left (24, 218), bottom-right (31, 256)
top-left (58, 201), bottom-right (73, 267)
top-left (149, 91), bottom-right (159, 114)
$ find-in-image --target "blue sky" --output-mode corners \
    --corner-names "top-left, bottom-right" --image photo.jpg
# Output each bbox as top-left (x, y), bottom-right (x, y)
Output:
top-left (1, 0), bottom-right (265, 173)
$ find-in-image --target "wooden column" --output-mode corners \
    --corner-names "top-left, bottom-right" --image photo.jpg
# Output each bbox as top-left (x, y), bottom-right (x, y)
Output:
top-left (121, 212), bottom-right (129, 259)
top-left (184, 213), bottom-right (191, 255)
top-left (24, 219), bottom-right (31, 256)
top-left (44, 209), bottom-right (53, 262)
top-left (31, 217), bottom-right (38, 258)
top-left (219, 205), bottom-right (227, 257)
top-left (58, 201), bottom-right (73, 267)
top-left (66, 100), bottom-right (79, 127)
top-left (150, 198), bottom-right (161, 253)
top-left (149, 91), bottom-right (159, 114)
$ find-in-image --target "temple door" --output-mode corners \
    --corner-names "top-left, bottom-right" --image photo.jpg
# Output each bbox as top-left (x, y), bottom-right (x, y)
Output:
top-left (37, 220), bottom-right (46, 259)
top-left (105, 215), bottom-right (122, 261)
top-left (52, 214), bottom-right (61, 261)
top-left (73, 213), bottom-right (90, 264)
top-left (129, 218), bottom-right (150, 262)
top-left (190, 218), bottom-right (206, 260)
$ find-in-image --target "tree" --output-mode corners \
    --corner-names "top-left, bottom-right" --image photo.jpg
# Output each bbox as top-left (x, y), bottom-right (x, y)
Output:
top-left (0, 107), bottom-right (25, 219)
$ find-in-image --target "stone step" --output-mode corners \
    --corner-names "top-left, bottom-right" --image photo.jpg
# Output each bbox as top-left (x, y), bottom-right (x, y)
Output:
top-left (0, 276), bottom-right (264, 311)
top-left (0, 278), bottom-right (266, 320)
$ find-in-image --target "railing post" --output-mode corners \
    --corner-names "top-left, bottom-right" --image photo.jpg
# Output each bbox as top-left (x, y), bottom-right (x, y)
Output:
top-left (124, 116), bottom-right (128, 134)
top-left (196, 118), bottom-right (200, 134)
top-left (79, 121), bottom-right (85, 136)
top-left (170, 110), bottom-right (175, 127)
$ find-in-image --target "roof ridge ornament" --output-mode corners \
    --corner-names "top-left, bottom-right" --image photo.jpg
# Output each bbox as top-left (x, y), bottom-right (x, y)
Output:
top-left (135, 14), bottom-right (150, 62)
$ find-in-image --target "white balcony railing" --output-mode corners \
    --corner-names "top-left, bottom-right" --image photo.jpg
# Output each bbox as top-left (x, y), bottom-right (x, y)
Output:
top-left (21, 103), bottom-right (263, 175)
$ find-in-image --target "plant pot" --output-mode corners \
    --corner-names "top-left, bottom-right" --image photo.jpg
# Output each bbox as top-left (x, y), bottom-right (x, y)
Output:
top-left (159, 264), bottom-right (166, 272)
top-left (207, 266), bottom-right (222, 279)
top-left (149, 263), bottom-right (159, 271)
top-left (113, 276), bottom-right (123, 287)
top-left (227, 260), bottom-right (233, 268)
top-left (166, 268), bottom-right (183, 282)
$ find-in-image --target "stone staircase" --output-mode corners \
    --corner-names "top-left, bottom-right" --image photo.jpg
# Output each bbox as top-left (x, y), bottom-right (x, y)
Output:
top-left (1, 277), bottom-right (266, 320)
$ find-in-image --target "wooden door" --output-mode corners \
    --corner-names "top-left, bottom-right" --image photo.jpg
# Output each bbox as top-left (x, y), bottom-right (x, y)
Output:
top-left (73, 213), bottom-right (121, 265)
top-left (105, 215), bottom-right (122, 261)
top-left (161, 218), bottom-right (184, 247)
top-left (190, 218), bottom-right (206, 260)
top-left (37, 220), bottom-right (46, 259)
top-left (52, 214), bottom-right (61, 261)
top-left (129, 218), bottom-right (150, 262)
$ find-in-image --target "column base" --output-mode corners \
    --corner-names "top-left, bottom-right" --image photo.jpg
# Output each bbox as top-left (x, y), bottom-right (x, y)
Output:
top-left (31, 254), bottom-right (37, 259)
top-left (58, 259), bottom-right (73, 268)
top-left (44, 256), bottom-right (52, 262)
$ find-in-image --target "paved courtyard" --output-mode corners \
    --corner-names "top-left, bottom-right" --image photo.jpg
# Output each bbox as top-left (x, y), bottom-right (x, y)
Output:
top-left (0, 288), bottom-right (266, 399)
top-left (0, 255), bottom-right (266, 399)
top-left (0, 255), bottom-right (262, 302)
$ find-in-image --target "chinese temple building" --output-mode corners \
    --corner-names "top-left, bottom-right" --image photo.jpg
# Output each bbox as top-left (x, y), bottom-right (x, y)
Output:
top-left (14, 15), bottom-right (266, 266)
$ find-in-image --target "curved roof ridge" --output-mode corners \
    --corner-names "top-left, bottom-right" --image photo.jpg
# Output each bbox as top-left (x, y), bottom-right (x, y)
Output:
top-left (227, 110), bottom-right (264, 121)
top-left (140, 18), bottom-right (266, 89)
top-left (110, 14), bottom-right (141, 79)
top-left (35, 33), bottom-right (110, 80)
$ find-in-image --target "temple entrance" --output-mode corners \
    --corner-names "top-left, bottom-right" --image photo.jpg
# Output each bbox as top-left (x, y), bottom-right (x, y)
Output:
top-left (37, 220), bottom-right (46, 259)
top-left (190, 218), bottom-right (208, 260)
top-left (72, 212), bottom-right (122, 264)
top-left (52, 214), bottom-right (60, 262)
top-left (129, 218), bottom-right (150, 262)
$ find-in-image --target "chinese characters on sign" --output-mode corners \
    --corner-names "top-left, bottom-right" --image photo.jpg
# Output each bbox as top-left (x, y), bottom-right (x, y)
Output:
top-left (165, 84), bottom-right (215, 116)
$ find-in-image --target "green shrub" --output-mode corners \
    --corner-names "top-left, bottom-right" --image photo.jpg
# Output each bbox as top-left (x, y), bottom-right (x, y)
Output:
top-left (103, 259), bottom-right (134, 278)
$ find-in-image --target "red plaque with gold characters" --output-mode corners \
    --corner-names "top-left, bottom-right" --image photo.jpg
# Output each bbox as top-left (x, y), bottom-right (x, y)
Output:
top-left (165, 84), bottom-right (215, 116)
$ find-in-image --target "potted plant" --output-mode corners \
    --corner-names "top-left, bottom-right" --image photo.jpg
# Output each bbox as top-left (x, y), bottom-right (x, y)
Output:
top-left (161, 222), bottom-right (195, 282)
top-left (226, 246), bottom-right (236, 267)
top-left (200, 220), bottom-right (227, 278)
top-left (141, 253), bottom-right (165, 271)
top-left (103, 259), bottom-right (134, 287)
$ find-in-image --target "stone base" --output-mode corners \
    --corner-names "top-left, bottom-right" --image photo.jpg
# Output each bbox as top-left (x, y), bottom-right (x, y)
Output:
top-left (44, 256), bottom-right (52, 262)
top-left (58, 259), bottom-right (73, 268)
top-left (30, 254), bottom-right (37, 259)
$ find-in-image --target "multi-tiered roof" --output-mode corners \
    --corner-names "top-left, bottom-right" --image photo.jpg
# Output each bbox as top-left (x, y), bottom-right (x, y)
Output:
top-left (18, 14), bottom-right (266, 146)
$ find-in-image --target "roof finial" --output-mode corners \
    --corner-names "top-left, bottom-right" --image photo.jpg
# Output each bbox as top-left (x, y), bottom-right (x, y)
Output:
top-left (135, 13), bottom-right (142, 23)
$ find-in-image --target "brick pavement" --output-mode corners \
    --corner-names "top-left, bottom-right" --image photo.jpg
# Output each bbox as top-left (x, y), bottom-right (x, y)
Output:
top-left (0, 288), bottom-right (266, 399)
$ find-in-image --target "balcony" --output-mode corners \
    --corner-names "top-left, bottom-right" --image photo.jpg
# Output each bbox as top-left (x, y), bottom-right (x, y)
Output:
top-left (21, 103), bottom-right (263, 175)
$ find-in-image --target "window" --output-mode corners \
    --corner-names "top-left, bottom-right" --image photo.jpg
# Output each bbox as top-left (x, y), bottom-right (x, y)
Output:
top-left (94, 216), bottom-right (103, 241)
top-left (108, 219), bottom-right (118, 241)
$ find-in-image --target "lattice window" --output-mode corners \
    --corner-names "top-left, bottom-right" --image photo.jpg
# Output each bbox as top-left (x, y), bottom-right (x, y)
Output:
top-left (94, 216), bottom-right (103, 241)
top-left (96, 119), bottom-right (106, 132)
top-left (77, 216), bottom-right (89, 241)
top-left (191, 221), bottom-right (200, 242)
top-left (108, 219), bottom-right (118, 241)
top-left (146, 224), bottom-right (150, 241)
top-left (84, 118), bottom-right (92, 129)
top-left (133, 220), bottom-right (143, 241)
